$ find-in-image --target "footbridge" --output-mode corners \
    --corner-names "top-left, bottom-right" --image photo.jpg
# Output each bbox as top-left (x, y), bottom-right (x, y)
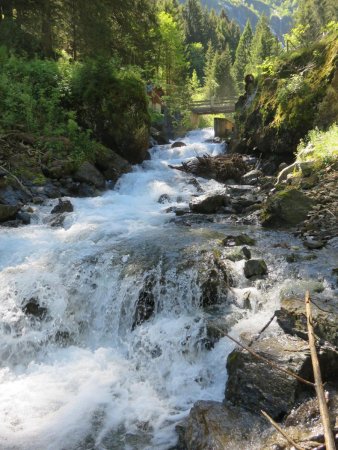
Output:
top-left (190, 97), bottom-right (237, 115)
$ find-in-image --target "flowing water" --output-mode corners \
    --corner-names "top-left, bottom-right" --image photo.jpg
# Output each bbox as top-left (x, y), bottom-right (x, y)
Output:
top-left (0, 129), bottom-right (336, 450)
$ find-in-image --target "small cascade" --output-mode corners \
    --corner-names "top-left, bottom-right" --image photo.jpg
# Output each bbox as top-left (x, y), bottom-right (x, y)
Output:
top-left (0, 129), bottom-right (336, 450)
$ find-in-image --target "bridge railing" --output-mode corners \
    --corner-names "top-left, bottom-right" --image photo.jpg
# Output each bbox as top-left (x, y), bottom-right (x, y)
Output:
top-left (190, 97), bottom-right (237, 108)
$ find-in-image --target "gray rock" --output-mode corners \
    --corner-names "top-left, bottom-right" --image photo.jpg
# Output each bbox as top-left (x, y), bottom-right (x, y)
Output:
top-left (51, 199), bottom-right (74, 214)
top-left (276, 296), bottom-right (338, 347)
top-left (225, 333), bottom-right (312, 418)
top-left (16, 211), bottom-right (31, 225)
top-left (223, 234), bottom-right (256, 247)
top-left (95, 148), bottom-right (131, 184)
top-left (0, 204), bottom-right (19, 223)
top-left (177, 401), bottom-right (263, 450)
top-left (132, 275), bottom-right (155, 330)
top-left (73, 162), bottom-right (106, 189)
top-left (22, 298), bottom-right (47, 319)
top-left (189, 193), bottom-right (229, 214)
top-left (171, 141), bottom-right (186, 148)
top-left (227, 246), bottom-right (251, 262)
top-left (261, 189), bottom-right (314, 227)
top-left (244, 259), bottom-right (267, 278)
top-left (241, 169), bottom-right (262, 185)
top-left (303, 237), bottom-right (325, 249)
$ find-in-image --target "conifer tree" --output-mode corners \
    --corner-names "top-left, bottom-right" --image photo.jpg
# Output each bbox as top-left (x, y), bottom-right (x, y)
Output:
top-left (247, 15), bottom-right (280, 74)
top-left (203, 41), bottom-right (217, 100)
top-left (232, 20), bottom-right (253, 92)
top-left (214, 46), bottom-right (236, 98)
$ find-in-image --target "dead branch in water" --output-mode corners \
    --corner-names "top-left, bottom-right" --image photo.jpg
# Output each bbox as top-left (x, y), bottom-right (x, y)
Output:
top-left (261, 410), bottom-right (306, 450)
top-left (168, 153), bottom-right (248, 182)
top-left (305, 291), bottom-right (336, 450)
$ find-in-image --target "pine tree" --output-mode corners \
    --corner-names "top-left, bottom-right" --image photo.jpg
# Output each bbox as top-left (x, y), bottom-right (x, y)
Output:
top-left (232, 20), bottom-right (253, 92)
top-left (214, 46), bottom-right (236, 98)
top-left (247, 15), bottom-right (280, 74)
top-left (203, 41), bottom-right (217, 100)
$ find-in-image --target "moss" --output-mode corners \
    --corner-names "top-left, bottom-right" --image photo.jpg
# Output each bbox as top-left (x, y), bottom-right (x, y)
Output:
top-left (236, 34), bottom-right (338, 156)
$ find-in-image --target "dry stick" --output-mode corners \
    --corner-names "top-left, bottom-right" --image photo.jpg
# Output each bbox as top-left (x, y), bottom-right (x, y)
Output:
top-left (261, 410), bottom-right (306, 450)
top-left (222, 331), bottom-right (315, 387)
top-left (305, 291), bottom-right (336, 450)
top-left (248, 312), bottom-right (276, 347)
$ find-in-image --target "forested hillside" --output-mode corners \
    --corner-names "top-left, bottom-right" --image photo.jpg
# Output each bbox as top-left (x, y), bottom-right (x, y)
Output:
top-left (180, 0), bottom-right (297, 40)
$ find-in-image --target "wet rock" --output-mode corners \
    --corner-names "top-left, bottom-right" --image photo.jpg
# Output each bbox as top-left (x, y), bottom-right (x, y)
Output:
top-left (261, 188), bottom-right (314, 227)
top-left (241, 169), bottom-right (262, 185)
top-left (198, 254), bottom-right (232, 307)
top-left (227, 246), bottom-right (251, 262)
top-left (73, 162), bottom-right (106, 189)
top-left (51, 199), bottom-right (74, 214)
top-left (171, 141), bottom-right (186, 148)
top-left (280, 280), bottom-right (324, 299)
top-left (176, 401), bottom-right (263, 450)
top-left (189, 193), bottom-right (229, 214)
top-left (22, 298), bottom-right (47, 319)
top-left (223, 233), bottom-right (256, 247)
top-left (303, 237), bottom-right (325, 249)
top-left (0, 184), bottom-right (31, 206)
top-left (276, 296), bottom-right (338, 347)
top-left (49, 213), bottom-right (67, 228)
top-left (0, 204), bottom-right (20, 223)
top-left (244, 259), bottom-right (268, 278)
top-left (225, 333), bottom-right (313, 419)
top-left (158, 194), bottom-right (171, 204)
top-left (16, 211), bottom-right (31, 225)
top-left (1, 219), bottom-right (23, 227)
top-left (95, 148), bottom-right (131, 183)
top-left (132, 275), bottom-right (155, 329)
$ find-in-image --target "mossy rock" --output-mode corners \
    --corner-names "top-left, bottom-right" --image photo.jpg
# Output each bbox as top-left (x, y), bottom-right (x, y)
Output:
top-left (261, 188), bottom-right (314, 227)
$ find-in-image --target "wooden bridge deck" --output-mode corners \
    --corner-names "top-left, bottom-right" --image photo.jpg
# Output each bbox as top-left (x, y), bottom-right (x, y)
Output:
top-left (190, 97), bottom-right (236, 115)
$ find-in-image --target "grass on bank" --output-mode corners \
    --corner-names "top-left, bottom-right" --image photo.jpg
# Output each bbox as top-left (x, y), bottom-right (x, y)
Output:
top-left (296, 123), bottom-right (338, 167)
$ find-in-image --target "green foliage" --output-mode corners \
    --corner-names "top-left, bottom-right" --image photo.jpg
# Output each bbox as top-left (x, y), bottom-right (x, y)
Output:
top-left (247, 15), bottom-right (280, 75)
top-left (214, 47), bottom-right (237, 98)
top-left (296, 124), bottom-right (338, 167)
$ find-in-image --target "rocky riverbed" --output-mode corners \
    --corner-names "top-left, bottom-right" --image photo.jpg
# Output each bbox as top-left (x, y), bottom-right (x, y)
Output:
top-left (0, 129), bottom-right (337, 450)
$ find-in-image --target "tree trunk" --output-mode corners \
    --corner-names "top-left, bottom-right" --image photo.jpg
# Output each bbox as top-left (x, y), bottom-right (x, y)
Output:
top-left (41, 0), bottom-right (54, 58)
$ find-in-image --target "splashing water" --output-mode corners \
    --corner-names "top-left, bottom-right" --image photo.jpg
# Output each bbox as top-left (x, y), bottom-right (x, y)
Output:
top-left (0, 129), bottom-right (336, 450)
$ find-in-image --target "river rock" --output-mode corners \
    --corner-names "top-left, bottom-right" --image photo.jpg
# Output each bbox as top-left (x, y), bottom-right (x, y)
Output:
top-left (241, 169), bottom-right (262, 185)
top-left (95, 148), bottom-right (131, 184)
top-left (51, 199), bottom-right (74, 214)
top-left (261, 188), bottom-right (314, 227)
top-left (222, 233), bottom-right (256, 247)
top-left (303, 237), bottom-right (325, 249)
top-left (22, 298), bottom-right (48, 319)
top-left (73, 162), bottom-right (106, 189)
top-left (227, 246), bottom-right (251, 262)
top-left (176, 401), bottom-right (263, 450)
top-left (244, 259), bottom-right (267, 278)
top-left (276, 296), bottom-right (338, 346)
top-left (225, 333), bottom-right (313, 418)
top-left (0, 204), bottom-right (20, 223)
top-left (171, 141), bottom-right (186, 148)
top-left (189, 193), bottom-right (229, 214)
top-left (132, 275), bottom-right (155, 329)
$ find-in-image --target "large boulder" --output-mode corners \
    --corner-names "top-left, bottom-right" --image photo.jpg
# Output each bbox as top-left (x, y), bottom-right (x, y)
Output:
top-left (95, 147), bottom-right (132, 184)
top-left (225, 333), bottom-right (313, 418)
top-left (0, 204), bottom-right (20, 223)
top-left (276, 296), bottom-right (338, 347)
top-left (261, 188), bottom-right (314, 227)
top-left (176, 401), bottom-right (263, 450)
top-left (226, 332), bottom-right (338, 419)
top-left (73, 162), bottom-right (105, 189)
top-left (190, 193), bottom-right (229, 214)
